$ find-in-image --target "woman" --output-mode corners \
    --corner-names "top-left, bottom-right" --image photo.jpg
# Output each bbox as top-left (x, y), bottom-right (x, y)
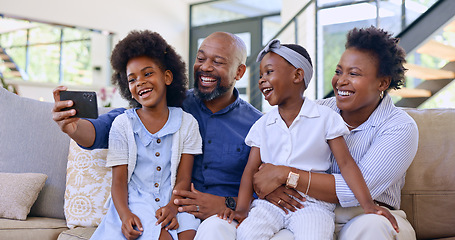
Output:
top-left (253, 26), bottom-right (418, 239)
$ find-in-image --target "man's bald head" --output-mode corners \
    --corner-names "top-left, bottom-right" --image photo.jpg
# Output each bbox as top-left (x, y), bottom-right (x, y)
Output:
top-left (205, 32), bottom-right (247, 65)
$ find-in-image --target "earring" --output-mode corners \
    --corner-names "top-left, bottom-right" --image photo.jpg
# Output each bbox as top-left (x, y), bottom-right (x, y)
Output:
top-left (380, 91), bottom-right (384, 99)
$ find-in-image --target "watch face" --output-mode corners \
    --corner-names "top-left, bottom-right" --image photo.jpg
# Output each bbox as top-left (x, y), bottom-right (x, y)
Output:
top-left (289, 174), bottom-right (298, 185)
top-left (225, 197), bottom-right (236, 210)
top-left (286, 172), bottom-right (299, 188)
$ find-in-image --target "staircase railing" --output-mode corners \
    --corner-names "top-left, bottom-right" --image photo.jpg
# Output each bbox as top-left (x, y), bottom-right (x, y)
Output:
top-left (397, 0), bottom-right (454, 54)
top-left (0, 45), bottom-right (29, 81)
top-left (393, 0), bottom-right (455, 107)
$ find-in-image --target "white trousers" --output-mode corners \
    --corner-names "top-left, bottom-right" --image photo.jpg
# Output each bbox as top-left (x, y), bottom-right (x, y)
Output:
top-left (194, 215), bottom-right (294, 240)
top-left (195, 197), bottom-right (334, 240)
top-left (335, 206), bottom-right (416, 240)
top-left (194, 205), bottom-right (416, 240)
top-left (237, 198), bottom-right (335, 240)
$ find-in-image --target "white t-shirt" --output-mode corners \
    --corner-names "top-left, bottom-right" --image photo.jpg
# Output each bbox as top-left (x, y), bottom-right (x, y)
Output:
top-left (245, 98), bottom-right (349, 172)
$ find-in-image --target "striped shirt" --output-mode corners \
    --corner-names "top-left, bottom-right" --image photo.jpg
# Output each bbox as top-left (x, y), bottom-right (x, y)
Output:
top-left (317, 94), bottom-right (419, 210)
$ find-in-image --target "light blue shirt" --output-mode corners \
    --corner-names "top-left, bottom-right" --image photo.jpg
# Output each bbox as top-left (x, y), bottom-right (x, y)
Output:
top-left (317, 94), bottom-right (419, 209)
top-left (128, 107), bottom-right (179, 199)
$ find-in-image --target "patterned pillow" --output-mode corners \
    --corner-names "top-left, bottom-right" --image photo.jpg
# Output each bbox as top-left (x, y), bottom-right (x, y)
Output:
top-left (64, 140), bottom-right (112, 228)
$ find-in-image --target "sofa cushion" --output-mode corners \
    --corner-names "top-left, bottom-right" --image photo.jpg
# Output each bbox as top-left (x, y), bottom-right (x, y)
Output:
top-left (0, 88), bottom-right (70, 219)
top-left (0, 173), bottom-right (47, 220)
top-left (64, 140), bottom-right (111, 228)
top-left (57, 227), bottom-right (96, 240)
top-left (402, 108), bottom-right (455, 239)
top-left (0, 217), bottom-right (68, 240)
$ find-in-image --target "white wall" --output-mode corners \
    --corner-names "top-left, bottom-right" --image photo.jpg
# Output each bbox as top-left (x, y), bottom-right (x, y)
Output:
top-left (1, 0), bottom-right (193, 106)
top-left (1, 0), bottom-right (190, 51)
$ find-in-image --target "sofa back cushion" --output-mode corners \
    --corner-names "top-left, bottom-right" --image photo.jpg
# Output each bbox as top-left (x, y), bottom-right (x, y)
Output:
top-left (0, 88), bottom-right (70, 219)
top-left (402, 108), bottom-right (455, 239)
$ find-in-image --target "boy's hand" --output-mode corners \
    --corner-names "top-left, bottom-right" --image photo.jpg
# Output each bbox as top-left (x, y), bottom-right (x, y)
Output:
top-left (155, 205), bottom-right (179, 230)
top-left (119, 212), bottom-right (143, 240)
top-left (364, 203), bottom-right (399, 233)
top-left (217, 208), bottom-right (248, 226)
top-left (217, 207), bottom-right (235, 222)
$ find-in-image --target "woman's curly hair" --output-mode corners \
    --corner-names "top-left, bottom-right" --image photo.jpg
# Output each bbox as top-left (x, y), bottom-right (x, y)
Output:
top-left (345, 26), bottom-right (407, 90)
top-left (110, 30), bottom-right (187, 108)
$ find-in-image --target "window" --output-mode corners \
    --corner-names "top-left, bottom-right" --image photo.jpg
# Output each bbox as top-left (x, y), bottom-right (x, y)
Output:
top-left (0, 16), bottom-right (109, 86)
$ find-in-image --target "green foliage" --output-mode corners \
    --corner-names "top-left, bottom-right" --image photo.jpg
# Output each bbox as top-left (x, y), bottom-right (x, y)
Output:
top-left (0, 74), bottom-right (18, 94)
top-left (0, 18), bottom-right (93, 85)
top-left (62, 40), bottom-right (92, 85)
top-left (419, 81), bottom-right (455, 109)
top-left (323, 30), bottom-right (347, 96)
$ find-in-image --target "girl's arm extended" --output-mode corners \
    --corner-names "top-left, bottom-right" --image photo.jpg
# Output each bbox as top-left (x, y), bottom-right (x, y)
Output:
top-left (328, 137), bottom-right (373, 209)
top-left (111, 165), bottom-right (143, 239)
top-left (156, 154), bottom-right (194, 230)
top-left (328, 136), bottom-right (398, 231)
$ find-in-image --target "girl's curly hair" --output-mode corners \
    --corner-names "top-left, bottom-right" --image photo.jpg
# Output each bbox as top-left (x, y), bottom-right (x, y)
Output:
top-left (110, 30), bottom-right (187, 108)
top-left (345, 26), bottom-right (407, 90)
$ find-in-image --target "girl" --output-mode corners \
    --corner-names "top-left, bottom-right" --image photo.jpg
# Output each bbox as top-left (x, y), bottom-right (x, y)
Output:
top-left (219, 39), bottom-right (397, 239)
top-left (90, 30), bottom-right (202, 240)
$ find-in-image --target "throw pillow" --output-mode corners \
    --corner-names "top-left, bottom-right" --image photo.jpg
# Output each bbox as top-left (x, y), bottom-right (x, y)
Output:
top-left (0, 172), bottom-right (48, 220)
top-left (64, 140), bottom-right (112, 229)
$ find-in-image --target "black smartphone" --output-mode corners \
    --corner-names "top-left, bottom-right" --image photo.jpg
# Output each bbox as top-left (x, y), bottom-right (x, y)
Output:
top-left (60, 90), bottom-right (99, 119)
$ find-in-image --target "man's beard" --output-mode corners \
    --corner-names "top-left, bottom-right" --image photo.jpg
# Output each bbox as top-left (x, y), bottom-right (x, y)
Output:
top-left (193, 71), bottom-right (231, 101)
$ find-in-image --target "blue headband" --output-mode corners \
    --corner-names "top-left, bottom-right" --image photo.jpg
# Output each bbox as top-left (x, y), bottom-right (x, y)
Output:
top-left (257, 39), bottom-right (313, 88)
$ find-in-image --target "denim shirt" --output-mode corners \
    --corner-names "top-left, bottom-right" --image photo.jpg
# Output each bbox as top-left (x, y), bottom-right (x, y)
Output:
top-left (86, 88), bottom-right (262, 197)
top-left (182, 89), bottom-right (262, 197)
